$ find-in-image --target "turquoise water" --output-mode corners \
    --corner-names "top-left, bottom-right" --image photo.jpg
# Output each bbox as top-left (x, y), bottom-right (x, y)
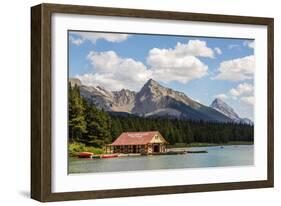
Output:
top-left (68, 145), bottom-right (254, 174)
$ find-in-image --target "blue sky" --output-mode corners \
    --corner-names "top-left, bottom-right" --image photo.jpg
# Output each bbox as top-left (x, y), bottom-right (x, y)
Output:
top-left (68, 31), bottom-right (255, 120)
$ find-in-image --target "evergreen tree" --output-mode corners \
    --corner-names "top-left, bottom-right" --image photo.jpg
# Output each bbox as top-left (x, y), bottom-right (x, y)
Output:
top-left (68, 84), bottom-right (87, 142)
top-left (111, 118), bottom-right (123, 141)
top-left (84, 103), bottom-right (112, 147)
top-left (185, 123), bottom-right (194, 143)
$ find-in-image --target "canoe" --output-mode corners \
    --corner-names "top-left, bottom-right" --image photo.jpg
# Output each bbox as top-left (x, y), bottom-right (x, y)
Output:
top-left (78, 152), bottom-right (93, 158)
top-left (118, 153), bottom-right (129, 157)
top-left (101, 154), bottom-right (118, 158)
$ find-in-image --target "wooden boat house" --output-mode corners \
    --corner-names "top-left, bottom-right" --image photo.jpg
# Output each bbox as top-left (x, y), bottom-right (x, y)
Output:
top-left (106, 131), bottom-right (168, 154)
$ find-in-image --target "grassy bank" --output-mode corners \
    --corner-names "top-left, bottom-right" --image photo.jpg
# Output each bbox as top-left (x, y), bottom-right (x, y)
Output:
top-left (69, 142), bottom-right (104, 157)
top-left (167, 141), bottom-right (254, 148)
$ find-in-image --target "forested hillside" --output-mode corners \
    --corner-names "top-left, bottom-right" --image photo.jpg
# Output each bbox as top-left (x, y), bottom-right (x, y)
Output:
top-left (69, 84), bottom-right (254, 148)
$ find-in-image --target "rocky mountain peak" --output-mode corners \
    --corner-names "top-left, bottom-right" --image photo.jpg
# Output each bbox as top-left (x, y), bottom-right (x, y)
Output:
top-left (210, 98), bottom-right (240, 121)
top-left (133, 79), bottom-right (204, 115)
top-left (212, 98), bottom-right (224, 104)
top-left (118, 88), bottom-right (136, 95)
top-left (210, 98), bottom-right (253, 124)
top-left (145, 78), bottom-right (158, 86)
top-left (95, 85), bottom-right (113, 97)
top-left (141, 79), bottom-right (172, 95)
top-left (111, 89), bottom-right (136, 113)
top-left (141, 79), bottom-right (163, 91)
top-left (113, 89), bottom-right (136, 102)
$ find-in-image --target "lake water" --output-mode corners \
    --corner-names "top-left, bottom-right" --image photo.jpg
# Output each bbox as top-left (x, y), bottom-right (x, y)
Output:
top-left (68, 145), bottom-right (254, 174)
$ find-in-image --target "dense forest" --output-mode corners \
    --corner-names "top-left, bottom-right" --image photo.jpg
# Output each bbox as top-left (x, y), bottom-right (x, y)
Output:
top-left (69, 84), bottom-right (254, 148)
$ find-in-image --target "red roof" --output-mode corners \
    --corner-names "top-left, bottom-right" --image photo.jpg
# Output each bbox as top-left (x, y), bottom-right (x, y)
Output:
top-left (109, 131), bottom-right (162, 146)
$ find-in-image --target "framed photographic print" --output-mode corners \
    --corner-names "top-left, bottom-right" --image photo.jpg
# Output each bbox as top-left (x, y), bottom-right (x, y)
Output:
top-left (31, 3), bottom-right (274, 202)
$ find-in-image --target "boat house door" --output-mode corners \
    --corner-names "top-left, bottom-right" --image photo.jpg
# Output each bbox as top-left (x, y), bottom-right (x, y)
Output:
top-left (153, 144), bottom-right (160, 153)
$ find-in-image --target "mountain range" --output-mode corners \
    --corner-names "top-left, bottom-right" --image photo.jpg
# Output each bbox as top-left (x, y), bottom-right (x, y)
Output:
top-left (70, 78), bottom-right (253, 125)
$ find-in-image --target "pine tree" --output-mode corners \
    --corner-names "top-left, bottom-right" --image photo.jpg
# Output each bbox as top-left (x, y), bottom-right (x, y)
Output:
top-left (111, 118), bottom-right (123, 140)
top-left (68, 84), bottom-right (87, 142)
top-left (84, 103), bottom-right (112, 147)
top-left (185, 123), bottom-right (194, 143)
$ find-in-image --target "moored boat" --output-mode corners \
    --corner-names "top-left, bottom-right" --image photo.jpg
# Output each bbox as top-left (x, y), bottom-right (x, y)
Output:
top-left (101, 154), bottom-right (118, 158)
top-left (78, 152), bottom-right (93, 158)
top-left (118, 153), bottom-right (129, 157)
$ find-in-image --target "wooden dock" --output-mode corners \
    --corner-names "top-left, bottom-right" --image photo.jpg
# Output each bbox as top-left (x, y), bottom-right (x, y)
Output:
top-left (78, 149), bottom-right (208, 159)
top-left (187, 150), bottom-right (208, 153)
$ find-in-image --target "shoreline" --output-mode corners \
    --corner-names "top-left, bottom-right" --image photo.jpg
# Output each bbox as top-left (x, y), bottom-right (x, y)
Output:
top-left (69, 141), bottom-right (253, 157)
top-left (167, 141), bottom-right (254, 148)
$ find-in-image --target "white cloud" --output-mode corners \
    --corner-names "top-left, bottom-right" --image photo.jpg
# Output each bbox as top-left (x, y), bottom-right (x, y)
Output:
top-left (146, 40), bottom-right (212, 83)
top-left (229, 83), bottom-right (254, 97)
top-left (240, 96), bottom-right (254, 106)
top-left (172, 40), bottom-right (215, 58)
top-left (213, 55), bottom-right (255, 81)
top-left (214, 47), bottom-right (222, 55)
top-left (214, 83), bottom-right (254, 105)
top-left (243, 40), bottom-right (255, 49)
top-left (69, 36), bottom-right (83, 46)
top-left (76, 39), bottom-right (214, 90)
top-left (214, 93), bottom-right (228, 100)
top-left (69, 32), bottom-right (129, 45)
top-left (228, 44), bottom-right (240, 50)
top-left (148, 52), bottom-right (208, 84)
top-left (77, 51), bottom-right (151, 91)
